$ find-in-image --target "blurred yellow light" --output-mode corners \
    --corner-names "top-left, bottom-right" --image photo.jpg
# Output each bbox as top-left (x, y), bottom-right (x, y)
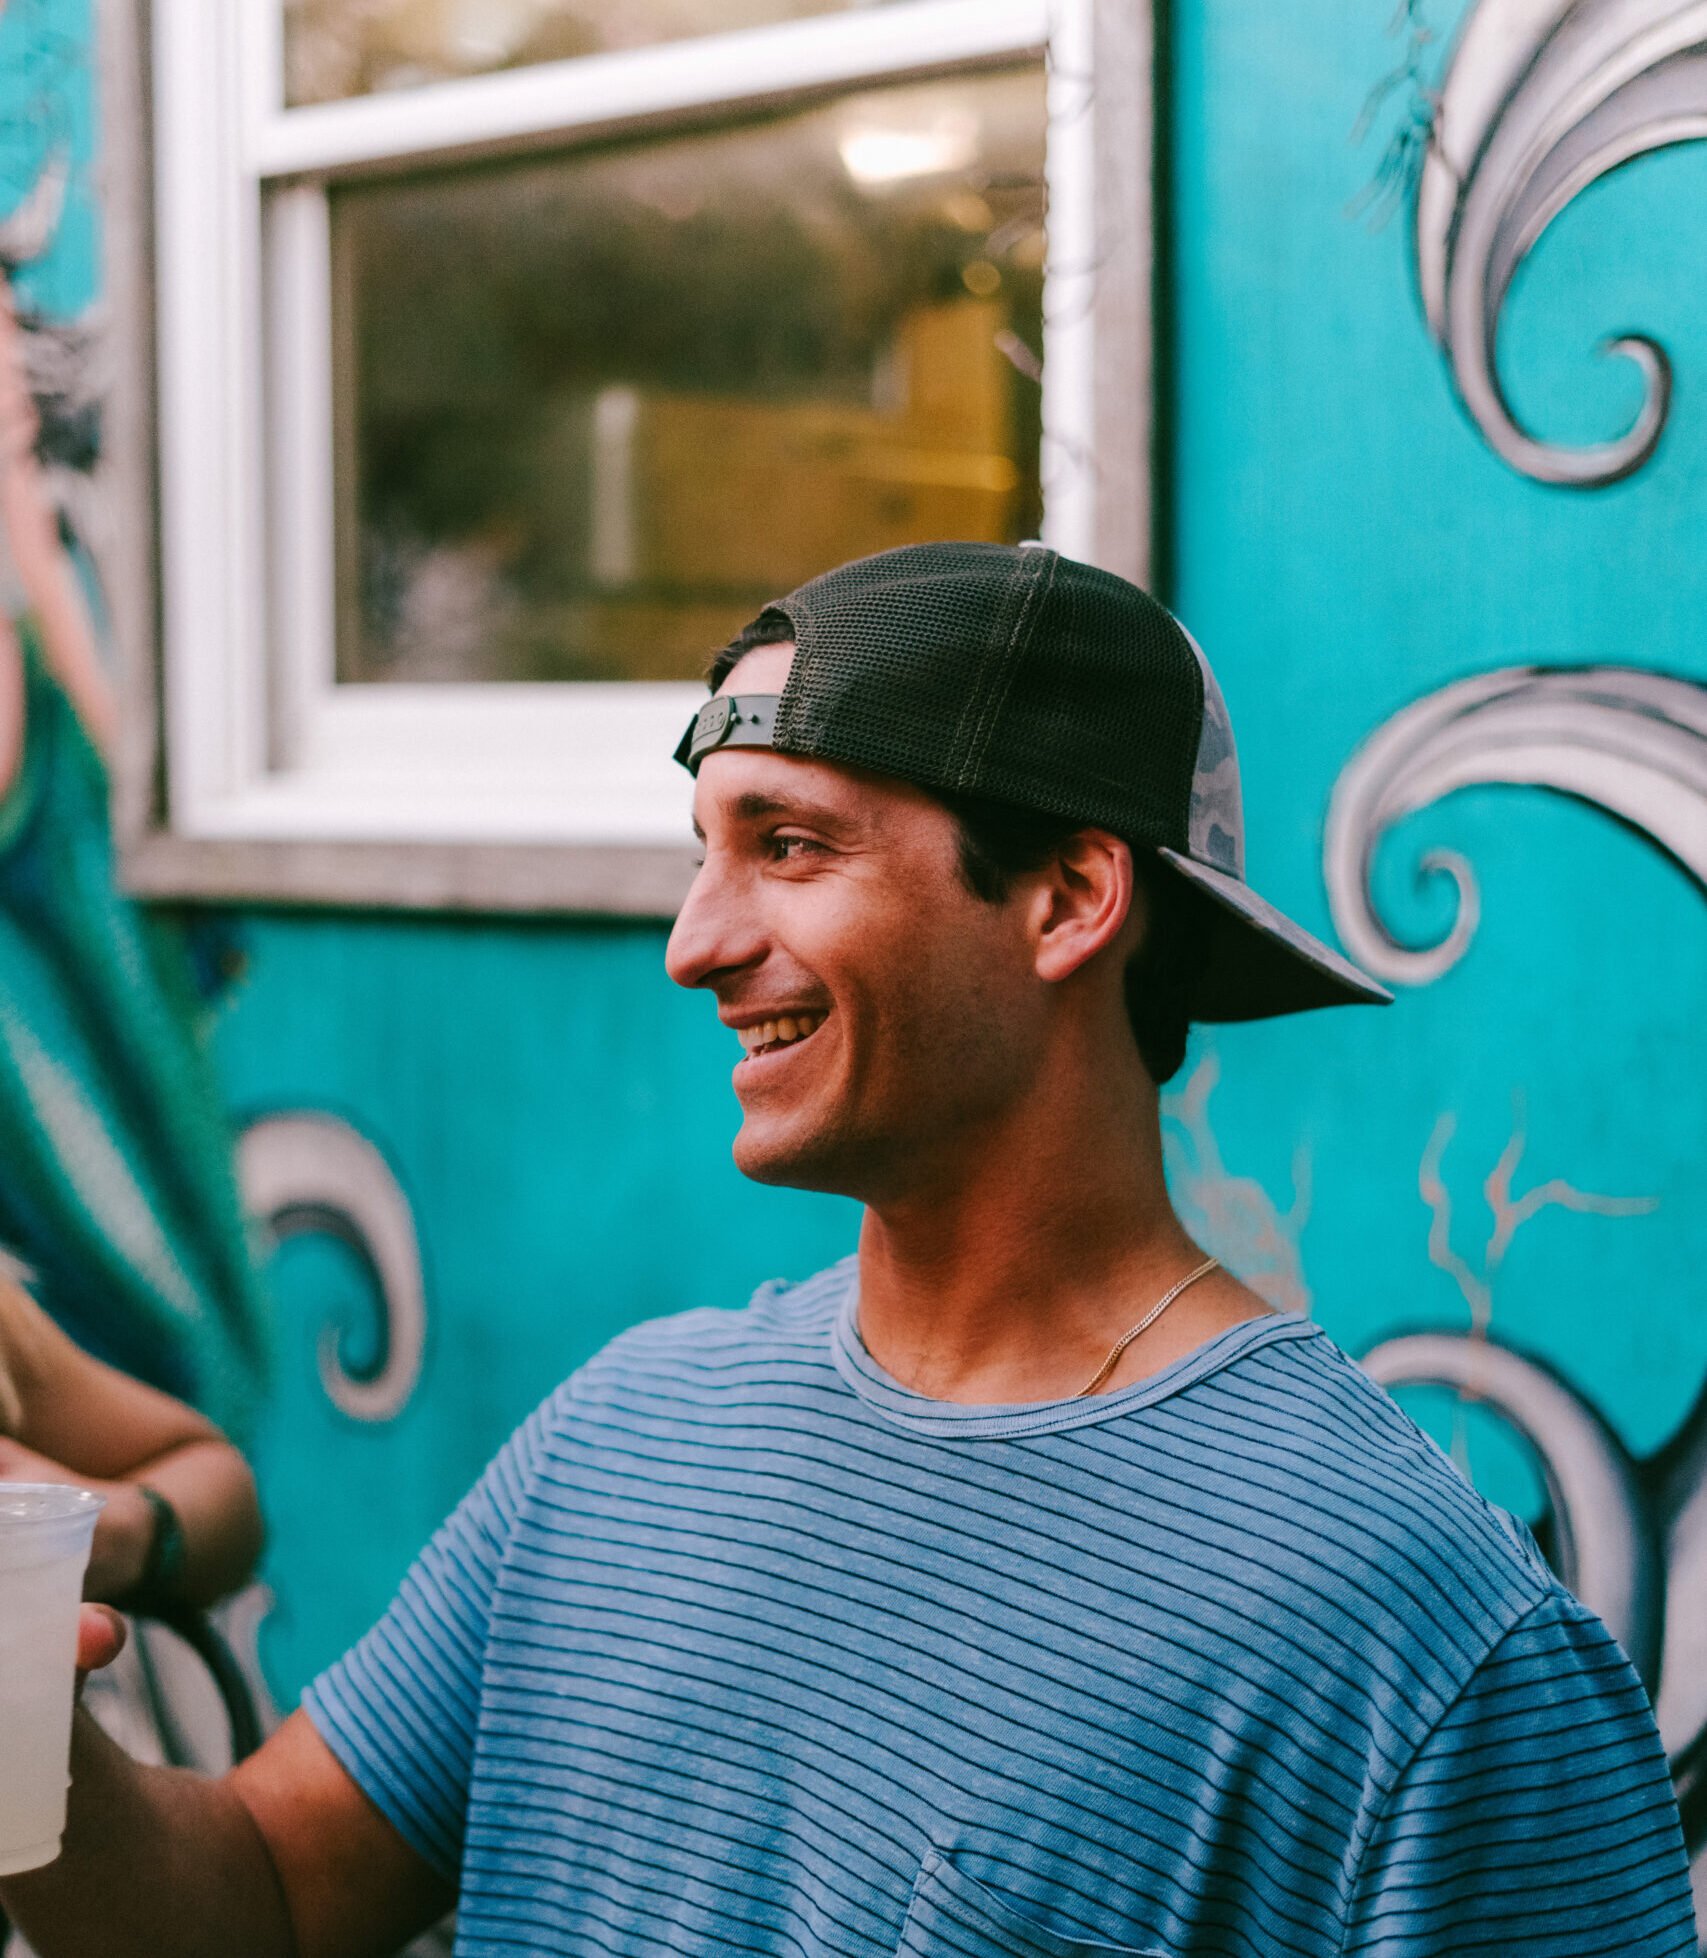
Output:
top-left (838, 115), bottom-right (978, 185)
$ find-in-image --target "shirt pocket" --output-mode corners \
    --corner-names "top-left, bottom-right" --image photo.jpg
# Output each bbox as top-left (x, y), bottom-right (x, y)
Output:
top-left (897, 1850), bottom-right (1174, 1958)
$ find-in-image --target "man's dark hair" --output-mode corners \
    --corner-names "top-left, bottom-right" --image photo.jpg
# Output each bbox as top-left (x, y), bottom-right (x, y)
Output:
top-left (935, 790), bottom-right (1214, 1086)
top-left (708, 614), bottom-right (1213, 1084)
top-left (709, 610), bottom-right (794, 692)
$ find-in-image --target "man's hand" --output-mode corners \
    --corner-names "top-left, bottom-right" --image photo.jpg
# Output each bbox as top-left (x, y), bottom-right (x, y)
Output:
top-left (3, 1627), bottom-right (455, 1958)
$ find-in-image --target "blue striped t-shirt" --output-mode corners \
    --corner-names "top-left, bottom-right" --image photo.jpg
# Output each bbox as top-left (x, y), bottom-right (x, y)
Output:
top-left (305, 1258), bottom-right (1693, 1957)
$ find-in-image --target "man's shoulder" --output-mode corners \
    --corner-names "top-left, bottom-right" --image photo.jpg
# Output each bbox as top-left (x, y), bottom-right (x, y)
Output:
top-left (1204, 1323), bottom-right (1556, 1648)
top-left (570, 1254), bottom-right (855, 1397)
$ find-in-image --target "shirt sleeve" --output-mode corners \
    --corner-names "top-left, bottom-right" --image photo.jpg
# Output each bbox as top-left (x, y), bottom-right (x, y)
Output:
top-left (302, 1385), bottom-right (565, 1879)
top-left (1341, 1586), bottom-right (1695, 1957)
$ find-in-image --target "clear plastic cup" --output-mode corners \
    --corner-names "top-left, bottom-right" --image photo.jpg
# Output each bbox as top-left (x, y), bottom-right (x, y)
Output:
top-left (0, 1484), bottom-right (105, 1875)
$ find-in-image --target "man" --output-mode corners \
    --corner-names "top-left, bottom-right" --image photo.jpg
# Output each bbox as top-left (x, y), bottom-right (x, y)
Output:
top-left (4, 542), bottom-right (1693, 1956)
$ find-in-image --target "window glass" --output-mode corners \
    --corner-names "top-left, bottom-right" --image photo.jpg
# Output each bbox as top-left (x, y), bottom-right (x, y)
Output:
top-left (326, 66), bottom-right (1045, 685)
top-left (284, 0), bottom-right (905, 106)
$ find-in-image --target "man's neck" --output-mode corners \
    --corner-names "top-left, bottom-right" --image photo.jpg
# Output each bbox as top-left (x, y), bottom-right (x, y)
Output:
top-left (851, 1055), bottom-right (1267, 1406)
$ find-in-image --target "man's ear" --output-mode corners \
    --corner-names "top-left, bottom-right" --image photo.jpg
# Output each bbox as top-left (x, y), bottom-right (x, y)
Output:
top-left (1032, 830), bottom-right (1139, 984)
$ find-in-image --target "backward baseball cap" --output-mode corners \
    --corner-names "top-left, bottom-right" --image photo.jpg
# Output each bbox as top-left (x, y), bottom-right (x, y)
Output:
top-left (676, 540), bottom-right (1391, 1023)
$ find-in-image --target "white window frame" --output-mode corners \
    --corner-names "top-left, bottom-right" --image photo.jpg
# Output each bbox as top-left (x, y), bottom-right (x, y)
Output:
top-left (115, 0), bottom-right (1154, 912)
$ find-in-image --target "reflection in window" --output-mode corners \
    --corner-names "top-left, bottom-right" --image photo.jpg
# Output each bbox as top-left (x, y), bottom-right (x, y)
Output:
top-left (284, 0), bottom-right (903, 106)
top-left (327, 68), bottom-right (1045, 685)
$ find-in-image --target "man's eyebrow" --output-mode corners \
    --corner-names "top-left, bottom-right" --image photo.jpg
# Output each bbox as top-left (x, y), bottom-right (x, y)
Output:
top-left (730, 790), bottom-right (855, 829)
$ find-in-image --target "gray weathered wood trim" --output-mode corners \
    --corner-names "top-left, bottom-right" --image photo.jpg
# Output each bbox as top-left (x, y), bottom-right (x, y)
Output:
top-left (121, 832), bottom-right (700, 914)
top-left (97, 0), bottom-right (163, 858)
top-left (1090, 0), bottom-right (1155, 590)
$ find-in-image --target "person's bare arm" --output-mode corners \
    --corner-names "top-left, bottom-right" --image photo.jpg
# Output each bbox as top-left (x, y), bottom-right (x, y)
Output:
top-left (0, 607), bottom-right (23, 799)
top-left (0, 1611), bottom-right (455, 1958)
top-left (0, 1282), bottom-right (263, 1605)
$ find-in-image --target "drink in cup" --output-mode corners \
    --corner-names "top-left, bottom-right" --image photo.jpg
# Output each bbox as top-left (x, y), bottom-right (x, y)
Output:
top-left (0, 1484), bottom-right (105, 1875)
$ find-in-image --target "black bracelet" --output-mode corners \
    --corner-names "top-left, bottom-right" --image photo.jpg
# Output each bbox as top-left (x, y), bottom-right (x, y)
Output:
top-left (112, 1486), bottom-right (187, 1617)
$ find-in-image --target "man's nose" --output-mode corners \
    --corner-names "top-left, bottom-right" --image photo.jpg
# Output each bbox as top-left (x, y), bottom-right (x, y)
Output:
top-left (665, 850), bottom-right (766, 991)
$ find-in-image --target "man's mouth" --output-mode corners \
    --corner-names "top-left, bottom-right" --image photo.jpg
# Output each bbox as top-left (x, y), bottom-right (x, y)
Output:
top-left (735, 1012), bottom-right (826, 1059)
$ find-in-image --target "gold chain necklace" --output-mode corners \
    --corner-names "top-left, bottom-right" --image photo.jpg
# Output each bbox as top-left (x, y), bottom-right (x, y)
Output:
top-left (1075, 1257), bottom-right (1221, 1397)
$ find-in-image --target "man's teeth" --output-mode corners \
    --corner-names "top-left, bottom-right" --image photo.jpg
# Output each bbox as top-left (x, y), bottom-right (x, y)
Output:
top-left (737, 1013), bottom-right (824, 1053)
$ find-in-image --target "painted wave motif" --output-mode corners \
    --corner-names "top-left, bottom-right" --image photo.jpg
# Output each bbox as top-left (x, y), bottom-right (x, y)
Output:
top-left (1419, 0), bottom-right (1707, 484)
top-left (1322, 663), bottom-right (1707, 984)
top-left (1330, 659), bottom-right (1707, 1905)
top-left (237, 1113), bottom-right (426, 1424)
top-left (1362, 1330), bottom-right (1707, 1893)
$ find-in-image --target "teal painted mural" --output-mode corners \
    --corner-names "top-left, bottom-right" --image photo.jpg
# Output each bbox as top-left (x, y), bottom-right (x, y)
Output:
top-left (1169, 0), bottom-right (1707, 1911)
top-left (0, 0), bottom-right (269, 1437)
top-left (1167, 0), bottom-right (1707, 1426)
top-left (6, 0), bottom-right (1707, 1937)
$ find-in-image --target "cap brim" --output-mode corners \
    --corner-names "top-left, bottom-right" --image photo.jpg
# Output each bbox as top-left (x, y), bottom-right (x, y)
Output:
top-left (1155, 848), bottom-right (1393, 1022)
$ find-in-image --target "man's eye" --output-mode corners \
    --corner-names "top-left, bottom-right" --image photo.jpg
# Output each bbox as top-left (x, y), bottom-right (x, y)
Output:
top-left (770, 833), bottom-right (825, 860)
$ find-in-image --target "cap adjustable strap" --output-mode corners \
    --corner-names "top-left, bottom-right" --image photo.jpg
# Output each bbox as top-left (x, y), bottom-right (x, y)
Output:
top-left (675, 694), bottom-right (781, 774)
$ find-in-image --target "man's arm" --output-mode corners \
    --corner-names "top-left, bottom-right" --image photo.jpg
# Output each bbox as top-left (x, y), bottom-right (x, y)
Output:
top-left (9, 1379), bottom-right (572, 1953)
top-left (234, 1712), bottom-right (456, 1955)
top-left (1341, 1587), bottom-right (1694, 1956)
top-left (0, 1613), bottom-right (453, 1958)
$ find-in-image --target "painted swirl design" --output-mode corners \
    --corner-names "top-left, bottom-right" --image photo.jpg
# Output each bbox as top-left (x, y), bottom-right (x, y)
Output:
top-left (237, 1112), bottom-right (426, 1423)
top-left (1323, 664), bottom-right (1707, 983)
top-left (1419, 0), bottom-right (1707, 485)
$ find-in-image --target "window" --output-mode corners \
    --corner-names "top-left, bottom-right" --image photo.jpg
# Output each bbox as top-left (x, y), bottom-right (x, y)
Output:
top-left (331, 69), bottom-right (1047, 688)
top-left (126, 0), bottom-right (1153, 910)
top-left (282, 1), bottom-right (921, 102)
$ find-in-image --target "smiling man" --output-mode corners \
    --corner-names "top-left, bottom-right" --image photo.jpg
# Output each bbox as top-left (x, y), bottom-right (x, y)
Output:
top-left (4, 543), bottom-right (1693, 1958)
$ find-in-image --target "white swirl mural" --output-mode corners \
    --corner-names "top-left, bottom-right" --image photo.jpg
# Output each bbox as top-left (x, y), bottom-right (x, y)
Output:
top-left (1323, 663), bottom-right (1707, 984)
top-left (1330, 657), bottom-right (1707, 1927)
top-left (237, 1114), bottom-right (427, 1425)
top-left (1363, 1329), bottom-right (1707, 1920)
top-left (1418, 0), bottom-right (1707, 484)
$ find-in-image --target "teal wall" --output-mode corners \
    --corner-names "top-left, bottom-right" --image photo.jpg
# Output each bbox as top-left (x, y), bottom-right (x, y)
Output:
top-left (1164, 4), bottom-right (1707, 1467)
top-left (0, 0), bottom-right (99, 318)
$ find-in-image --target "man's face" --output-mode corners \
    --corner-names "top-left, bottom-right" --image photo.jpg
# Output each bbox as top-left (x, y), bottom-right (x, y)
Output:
top-left (665, 644), bottom-right (1049, 1198)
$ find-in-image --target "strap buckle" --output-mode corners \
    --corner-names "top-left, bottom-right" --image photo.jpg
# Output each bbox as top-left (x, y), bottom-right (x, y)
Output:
top-left (674, 694), bottom-right (782, 774)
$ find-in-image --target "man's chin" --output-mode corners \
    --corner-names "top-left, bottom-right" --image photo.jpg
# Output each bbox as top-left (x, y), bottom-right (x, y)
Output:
top-left (732, 1117), bottom-right (862, 1194)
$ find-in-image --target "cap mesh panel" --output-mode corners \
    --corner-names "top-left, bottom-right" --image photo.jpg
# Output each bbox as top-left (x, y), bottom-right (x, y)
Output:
top-left (770, 542), bottom-right (1201, 851)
